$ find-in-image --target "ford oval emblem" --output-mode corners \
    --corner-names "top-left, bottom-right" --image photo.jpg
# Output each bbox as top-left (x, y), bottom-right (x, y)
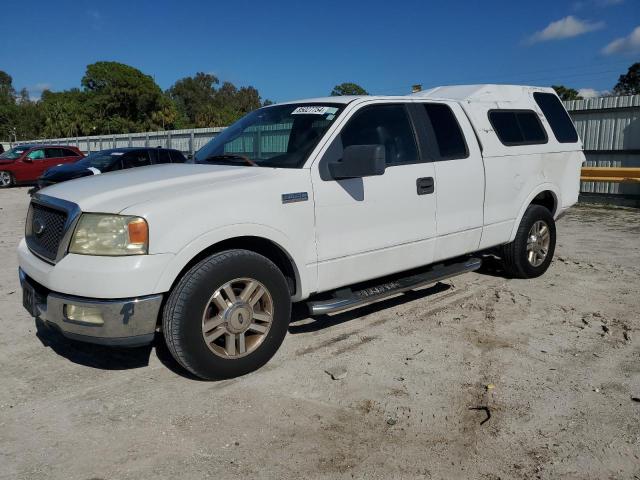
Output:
top-left (33, 218), bottom-right (46, 236)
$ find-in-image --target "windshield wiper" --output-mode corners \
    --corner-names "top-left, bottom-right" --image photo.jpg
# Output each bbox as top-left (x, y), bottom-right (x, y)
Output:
top-left (199, 154), bottom-right (257, 166)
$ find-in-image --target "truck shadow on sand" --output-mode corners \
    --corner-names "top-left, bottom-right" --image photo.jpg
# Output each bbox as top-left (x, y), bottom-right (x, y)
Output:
top-left (35, 317), bottom-right (154, 371)
top-left (35, 317), bottom-right (204, 380)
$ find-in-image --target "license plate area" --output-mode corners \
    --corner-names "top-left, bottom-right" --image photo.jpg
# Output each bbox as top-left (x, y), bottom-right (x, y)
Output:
top-left (22, 281), bottom-right (38, 317)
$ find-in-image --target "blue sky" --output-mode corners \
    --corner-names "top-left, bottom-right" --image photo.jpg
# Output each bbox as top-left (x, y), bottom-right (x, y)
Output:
top-left (1, 0), bottom-right (638, 102)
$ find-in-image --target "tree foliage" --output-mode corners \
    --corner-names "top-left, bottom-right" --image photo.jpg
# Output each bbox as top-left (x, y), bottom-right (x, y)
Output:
top-left (0, 63), bottom-right (270, 141)
top-left (330, 82), bottom-right (368, 96)
top-left (167, 73), bottom-right (268, 127)
top-left (613, 62), bottom-right (640, 95)
top-left (552, 85), bottom-right (582, 101)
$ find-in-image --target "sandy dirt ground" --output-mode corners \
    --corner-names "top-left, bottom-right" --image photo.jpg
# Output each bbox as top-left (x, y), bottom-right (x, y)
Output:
top-left (0, 186), bottom-right (639, 480)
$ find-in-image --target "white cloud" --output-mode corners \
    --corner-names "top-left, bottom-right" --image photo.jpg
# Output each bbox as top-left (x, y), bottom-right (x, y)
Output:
top-left (528, 16), bottom-right (605, 44)
top-left (577, 88), bottom-right (608, 98)
top-left (602, 25), bottom-right (640, 54)
top-left (27, 83), bottom-right (52, 100)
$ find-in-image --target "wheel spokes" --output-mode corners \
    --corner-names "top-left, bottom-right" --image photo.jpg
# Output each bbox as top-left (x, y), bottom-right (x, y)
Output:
top-left (204, 326), bottom-right (225, 343)
top-left (239, 280), bottom-right (259, 302)
top-left (225, 333), bottom-right (236, 356)
top-left (201, 277), bottom-right (274, 358)
top-left (212, 291), bottom-right (228, 312)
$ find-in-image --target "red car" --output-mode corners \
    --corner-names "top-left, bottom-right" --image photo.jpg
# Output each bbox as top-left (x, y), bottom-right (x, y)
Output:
top-left (0, 145), bottom-right (84, 188)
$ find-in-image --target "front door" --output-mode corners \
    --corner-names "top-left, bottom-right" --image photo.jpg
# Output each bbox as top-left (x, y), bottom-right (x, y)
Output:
top-left (311, 102), bottom-right (437, 292)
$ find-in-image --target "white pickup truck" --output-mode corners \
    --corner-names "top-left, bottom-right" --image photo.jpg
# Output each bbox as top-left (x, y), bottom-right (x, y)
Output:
top-left (18, 85), bottom-right (584, 379)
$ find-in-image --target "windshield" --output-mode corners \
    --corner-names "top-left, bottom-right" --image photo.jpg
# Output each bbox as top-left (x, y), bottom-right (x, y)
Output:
top-left (0, 146), bottom-right (29, 160)
top-left (76, 151), bottom-right (123, 170)
top-left (194, 103), bottom-right (345, 168)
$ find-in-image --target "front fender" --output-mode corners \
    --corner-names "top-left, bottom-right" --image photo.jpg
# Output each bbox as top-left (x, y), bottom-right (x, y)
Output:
top-left (153, 223), bottom-right (315, 302)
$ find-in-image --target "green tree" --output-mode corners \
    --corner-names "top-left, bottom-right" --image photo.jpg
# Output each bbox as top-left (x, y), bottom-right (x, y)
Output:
top-left (40, 89), bottom-right (91, 138)
top-left (168, 73), bottom-right (267, 127)
top-left (81, 61), bottom-right (176, 133)
top-left (552, 85), bottom-right (582, 101)
top-left (330, 82), bottom-right (368, 96)
top-left (0, 71), bottom-right (17, 140)
top-left (14, 100), bottom-right (45, 140)
top-left (167, 72), bottom-right (219, 126)
top-left (613, 63), bottom-right (640, 95)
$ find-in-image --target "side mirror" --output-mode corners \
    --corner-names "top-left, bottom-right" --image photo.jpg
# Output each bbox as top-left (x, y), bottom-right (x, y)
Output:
top-left (329, 145), bottom-right (386, 180)
top-left (23, 157), bottom-right (33, 163)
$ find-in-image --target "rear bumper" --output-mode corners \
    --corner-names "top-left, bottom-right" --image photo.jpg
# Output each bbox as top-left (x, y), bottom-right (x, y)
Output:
top-left (19, 268), bottom-right (162, 347)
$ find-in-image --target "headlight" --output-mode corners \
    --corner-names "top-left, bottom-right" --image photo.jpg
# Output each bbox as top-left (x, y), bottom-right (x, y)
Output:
top-left (69, 214), bottom-right (148, 256)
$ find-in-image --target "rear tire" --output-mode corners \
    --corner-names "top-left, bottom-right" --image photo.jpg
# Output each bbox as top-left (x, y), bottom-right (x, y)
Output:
top-left (163, 249), bottom-right (291, 380)
top-left (0, 171), bottom-right (14, 188)
top-left (501, 205), bottom-right (556, 279)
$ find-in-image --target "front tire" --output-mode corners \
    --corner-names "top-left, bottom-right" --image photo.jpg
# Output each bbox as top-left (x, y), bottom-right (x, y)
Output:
top-left (501, 205), bottom-right (556, 279)
top-left (163, 249), bottom-right (291, 380)
top-left (0, 171), bottom-right (14, 188)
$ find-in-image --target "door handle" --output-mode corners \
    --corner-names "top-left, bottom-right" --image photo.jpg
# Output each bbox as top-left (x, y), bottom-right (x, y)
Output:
top-left (416, 177), bottom-right (434, 195)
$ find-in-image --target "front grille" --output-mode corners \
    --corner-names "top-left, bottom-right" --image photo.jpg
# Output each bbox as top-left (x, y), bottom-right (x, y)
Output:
top-left (26, 202), bottom-right (69, 262)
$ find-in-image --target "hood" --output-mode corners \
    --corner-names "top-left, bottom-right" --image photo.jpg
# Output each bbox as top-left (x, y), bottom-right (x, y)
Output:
top-left (39, 163), bottom-right (274, 213)
top-left (0, 158), bottom-right (16, 165)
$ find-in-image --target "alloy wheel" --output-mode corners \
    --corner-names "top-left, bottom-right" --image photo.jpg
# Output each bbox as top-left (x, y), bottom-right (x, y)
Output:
top-left (201, 277), bottom-right (274, 358)
top-left (526, 220), bottom-right (551, 267)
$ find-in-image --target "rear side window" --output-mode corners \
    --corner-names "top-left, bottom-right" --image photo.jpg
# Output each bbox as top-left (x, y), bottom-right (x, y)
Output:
top-left (156, 149), bottom-right (171, 164)
top-left (533, 92), bottom-right (578, 143)
top-left (341, 104), bottom-right (419, 165)
top-left (170, 150), bottom-right (187, 163)
top-left (489, 110), bottom-right (547, 146)
top-left (424, 104), bottom-right (468, 160)
top-left (62, 148), bottom-right (80, 157)
top-left (45, 148), bottom-right (64, 158)
top-left (122, 151), bottom-right (151, 169)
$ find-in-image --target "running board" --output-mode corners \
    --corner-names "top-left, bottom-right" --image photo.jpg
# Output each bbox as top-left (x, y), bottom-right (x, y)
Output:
top-left (307, 257), bottom-right (482, 316)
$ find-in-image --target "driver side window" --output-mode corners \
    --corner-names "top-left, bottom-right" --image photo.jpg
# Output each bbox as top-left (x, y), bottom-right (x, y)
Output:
top-left (341, 104), bottom-right (419, 166)
top-left (27, 149), bottom-right (45, 160)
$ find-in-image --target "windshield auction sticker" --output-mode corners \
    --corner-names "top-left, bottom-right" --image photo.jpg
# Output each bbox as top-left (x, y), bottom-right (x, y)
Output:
top-left (291, 106), bottom-right (337, 115)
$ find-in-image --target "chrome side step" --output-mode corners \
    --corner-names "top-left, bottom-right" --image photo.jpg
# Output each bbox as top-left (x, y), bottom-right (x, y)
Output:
top-left (307, 257), bottom-right (482, 316)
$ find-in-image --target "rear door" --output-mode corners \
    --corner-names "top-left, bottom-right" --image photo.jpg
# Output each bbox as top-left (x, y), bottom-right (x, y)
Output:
top-left (414, 101), bottom-right (485, 261)
top-left (311, 101), bottom-right (437, 292)
top-left (155, 149), bottom-right (171, 164)
top-left (44, 148), bottom-right (67, 172)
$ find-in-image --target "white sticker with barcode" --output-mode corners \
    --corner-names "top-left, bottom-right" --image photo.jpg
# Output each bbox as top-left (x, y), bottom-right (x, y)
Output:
top-left (291, 106), bottom-right (333, 115)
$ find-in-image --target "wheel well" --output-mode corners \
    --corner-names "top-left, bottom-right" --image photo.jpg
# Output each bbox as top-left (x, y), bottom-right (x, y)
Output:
top-left (173, 236), bottom-right (298, 296)
top-left (530, 190), bottom-right (557, 216)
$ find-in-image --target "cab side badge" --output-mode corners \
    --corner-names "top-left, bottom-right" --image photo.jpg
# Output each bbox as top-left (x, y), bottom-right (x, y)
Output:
top-left (281, 192), bottom-right (309, 204)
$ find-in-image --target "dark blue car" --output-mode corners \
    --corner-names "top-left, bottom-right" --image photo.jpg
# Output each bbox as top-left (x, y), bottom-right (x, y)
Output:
top-left (36, 147), bottom-right (188, 190)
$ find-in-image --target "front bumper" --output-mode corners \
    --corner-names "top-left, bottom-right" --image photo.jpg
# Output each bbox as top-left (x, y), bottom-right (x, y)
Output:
top-left (19, 268), bottom-right (162, 347)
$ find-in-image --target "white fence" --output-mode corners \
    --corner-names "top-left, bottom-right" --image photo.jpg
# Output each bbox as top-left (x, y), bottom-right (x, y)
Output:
top-left (16, 127), bottom-right (226, 156)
